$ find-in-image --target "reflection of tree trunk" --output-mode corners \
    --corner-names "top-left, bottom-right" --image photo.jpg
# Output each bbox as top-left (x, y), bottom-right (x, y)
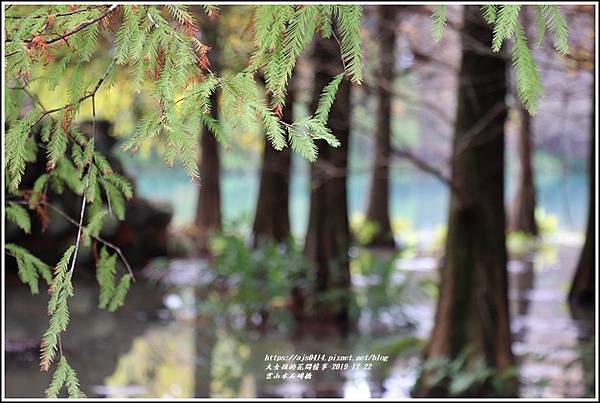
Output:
top-left (509, 106), bottom-right (538, 235)
top-left (193, 287), bottom-right (216, 397)
top-left (365, 5), bottom-right (397, 248)
top-left (304, 36), bottom-right (353, 333)
top-left (508, 260), bottom-right (534, 343)
top-left (569, 80), bottom-right (595, 309)
top-left (252, 81), bottom-right (293, 246)
top-left (414, 6), bottom-right (516, 397)
top-left (195, 14), bottom-right (221, 254)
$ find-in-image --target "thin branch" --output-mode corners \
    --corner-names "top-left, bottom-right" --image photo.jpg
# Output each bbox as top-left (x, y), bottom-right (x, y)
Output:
top-left (11, 199), bottom-right (136, 282)
top-left (391, 146), bottom-right (459, 194)
top-left (10, 85), bottom-right (49, 113)
top-left (454, 101), bottom-right (507, 156)
top-left (29, 60), bottom-right (115, 129)
top-left (6, 4), bottom-right (118, 57)
top-left (68, 185), bottom-right (88, 278)
top-left (5, 5), bottom-right (103, 19)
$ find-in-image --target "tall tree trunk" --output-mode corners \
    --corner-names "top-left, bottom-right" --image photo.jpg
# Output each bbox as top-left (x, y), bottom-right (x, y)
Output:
top-left (414, 6), bottom-right (516, 397)
top-left (195, 13), bottom-right (221, 254)
top-left (569, 79), bottom-right (595, 309)
top-left (304, 36), bottom-right (353, 333)
top-left (509, 10), bottom-right (537, 236)
top-left (365, 5), bottom-right (397, 248)
top-left (509, 105), bottom-right (538, 235)
top-left (252, 81), bottom-right (293, 246)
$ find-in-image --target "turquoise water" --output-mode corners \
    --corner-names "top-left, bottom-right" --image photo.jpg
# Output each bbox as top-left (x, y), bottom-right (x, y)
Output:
top-left (123, 156), bottom-right (588, 236)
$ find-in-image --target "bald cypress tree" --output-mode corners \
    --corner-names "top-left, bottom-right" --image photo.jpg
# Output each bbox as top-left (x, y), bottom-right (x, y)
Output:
top-left (252, 80), bottom-right (293, 246)
top-left (304, 36), bottom-right (353, 332)
top-left (365, 5), bottom-right (398, 248)
top-left (509, 105), bottom-right (538, 235)
top-left (195, 11), bottom-right (222, 254)
top-left (569, 79), bottom-right (595, 309)
top-left (415, 6), bottom-right (516, 397)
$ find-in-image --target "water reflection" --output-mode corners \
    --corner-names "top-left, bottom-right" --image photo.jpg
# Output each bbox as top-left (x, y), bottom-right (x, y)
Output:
top-left (4, 243), bottom-right (594, 398)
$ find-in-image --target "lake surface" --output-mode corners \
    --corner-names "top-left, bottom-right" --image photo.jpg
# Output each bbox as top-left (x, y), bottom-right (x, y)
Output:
top-left (5, 240), bottom-right (594, 398)
top-left (126, 162), bottom-right (588, 235)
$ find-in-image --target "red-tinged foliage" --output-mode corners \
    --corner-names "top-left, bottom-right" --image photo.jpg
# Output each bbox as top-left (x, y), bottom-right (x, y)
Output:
top-left (207, 8), bottom-right (219, 21)
top-left (21, 190), bottom-right (51, 232)
top-left (28, 35), bottom-right (54, 64)
top-left (100, 7), bottom-right (121, 32)
top-left (192, 38), bottom-right (211, 71)
top-left (150, 48), bottom-right (166, 81)
top-left (181, 19), bottom-right (199, 37)
top-left (45, 14), bottom-right (56, 29)
top-left (61, 106), bottom-right (73, 133)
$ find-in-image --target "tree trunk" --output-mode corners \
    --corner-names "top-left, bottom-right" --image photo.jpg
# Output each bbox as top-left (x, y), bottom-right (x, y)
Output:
top-left (193, 287), bottom-right (216, 397)
top-left (195, 13), bottom-right (221, 254)
top-left (509, 10), bottom-right (537, 236)
top-left (252, 82), bottom-right (293, 246)
top-left (365, 5), bottom-right (397, 248)
top-left (509, 106), bottom-right (538, 235)
top-left (303, 36), bottom-right (353, 333)
top-left (414, 6), bottom-right (516, 397)
top-left (569, 79), bottom-right (595, 309)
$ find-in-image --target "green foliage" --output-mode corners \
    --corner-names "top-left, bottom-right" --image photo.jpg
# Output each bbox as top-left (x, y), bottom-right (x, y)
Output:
top-left (254, 5), bottom-right (362, 109)
top-left (96, 247), bottom-right (116, 308)
top-left (481, 5), bottom-right (497, 24)
top-left (419, 347), bottom-right (518, 397)
top-left (491, 5), bottom-right (522, 52)
top-left (334, 5), bottom-right (363, 84)
top-left (431, 4), bottom-right (569, 114)
top-left (41, 245), bottom-right (75, 372)
top-left (83, 207), bottom-right (107, 245)
top-left (539, 5), bottom-right (569, 54)
top-left (101, 178), bottom-right (126, 220)
top-left (6, 202), bottom-right (31, 233)
top-left (351, 249), bottom-right (409, 319)
top-left (209, 233), bottom-right (309, 328)
top-left (512, 21), bottom-right (544, 113)
top-left (46, 126), bottom-right (69, 171)
top-left (3, 4), bottom-right (570, 396)
top-left (46, 356), bottom-right (86, 398)
top-left (314, 73), bottom-right (345, 123)
top-left (431, 5), bottom-right (447, 42)
top-left (108, 274), bottom-right (132, 312)
top-left (95, 247), bottom-right (131, 311)
top-left (5, 113), bottom-right (39, 191)
top-left (286, 124), bottom-right (319, 162)
top-left (5, 243), bottom-right (52, 294)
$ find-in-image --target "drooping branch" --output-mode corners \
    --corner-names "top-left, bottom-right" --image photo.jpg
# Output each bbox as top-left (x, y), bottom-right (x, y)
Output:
top-left (10, 199), bottom-right (136, 282)
top-left (29, 60), bottom-right (116, 129)
top-left (6, 5), bottom-right (119, 57)
top-left (5, 5), bottom-right (104, 20)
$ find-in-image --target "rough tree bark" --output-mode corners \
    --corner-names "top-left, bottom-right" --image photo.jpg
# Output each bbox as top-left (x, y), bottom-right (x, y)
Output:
top-left (414, 6), bottom-right (516, 397)
top-left (509, 105), bottom-right (538, 235)
top-left (304, 35), bottom-right (353, 333)
top-left (365, 5), bottom-right (397, 248)
top-left (195, 12), bottom-right (221, 254)
top-left (568, 79), bottom-right (595, 309)
top-left (252, 80), bottom-right (293, 246)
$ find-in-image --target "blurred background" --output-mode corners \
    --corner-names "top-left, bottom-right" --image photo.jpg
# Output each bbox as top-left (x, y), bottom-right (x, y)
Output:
top-left (4, 4), bottom-right (596, 399)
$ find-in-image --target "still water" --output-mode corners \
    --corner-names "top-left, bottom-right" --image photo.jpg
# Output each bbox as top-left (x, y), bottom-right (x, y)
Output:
top-left (5, 240), bottom-right (594, 398)
top-left (128, 163), bottom-right (588, 234)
